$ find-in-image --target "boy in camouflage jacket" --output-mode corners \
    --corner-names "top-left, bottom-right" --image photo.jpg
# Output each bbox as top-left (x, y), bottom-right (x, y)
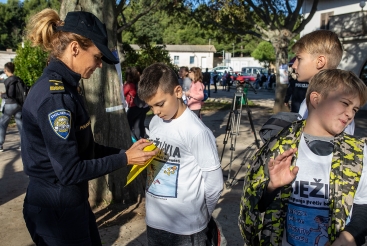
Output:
top-left (239, 69), bottom-right (367, 246)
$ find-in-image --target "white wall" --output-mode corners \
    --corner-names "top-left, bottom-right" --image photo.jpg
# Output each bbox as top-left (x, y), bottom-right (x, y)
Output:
top-left (169, 51), bottom-right (214, 69)
top-left (227, 57), bottom-right (262, 72)
top-left (0, 51), bottom-right (16, 70)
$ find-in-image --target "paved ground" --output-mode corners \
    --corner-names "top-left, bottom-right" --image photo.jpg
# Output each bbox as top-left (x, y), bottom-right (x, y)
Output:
top-left (1, 84), bottom-right (366, 246)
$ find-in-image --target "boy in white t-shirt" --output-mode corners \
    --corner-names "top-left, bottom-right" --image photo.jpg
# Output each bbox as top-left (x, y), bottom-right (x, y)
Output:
top-left (292, 30), bottom-right (355, 135)
top-left (239, 69), bottom-right (367, 246)
top-left (138, 63), bottom-right (223, 245)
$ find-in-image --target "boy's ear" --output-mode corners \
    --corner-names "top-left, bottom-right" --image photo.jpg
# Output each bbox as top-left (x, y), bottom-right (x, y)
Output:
top-left (309, 91), bottom-right (321, 108)
top-left (174, 85), bottom-right (183, 98)
top-left (316, 55), bottom-right (326, 69)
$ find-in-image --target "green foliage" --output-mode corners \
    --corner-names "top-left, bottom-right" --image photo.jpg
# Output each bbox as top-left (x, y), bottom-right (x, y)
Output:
top-left (13, 40), bottom-right (48, 86)
top-left (251, 41), bottom-right (275, 68)
top-left (0, 0), bottom-right (60, 50)
top-left (122, 42), bottom-right (176, 77)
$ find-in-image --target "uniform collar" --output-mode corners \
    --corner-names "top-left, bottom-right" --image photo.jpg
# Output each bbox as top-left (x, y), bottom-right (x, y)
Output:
top-left (46, 59), bottom-right (82, 87)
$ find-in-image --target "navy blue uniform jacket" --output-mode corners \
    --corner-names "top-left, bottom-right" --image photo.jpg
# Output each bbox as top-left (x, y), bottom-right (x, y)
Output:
top-left (21, 60), bottom-right (127, 207)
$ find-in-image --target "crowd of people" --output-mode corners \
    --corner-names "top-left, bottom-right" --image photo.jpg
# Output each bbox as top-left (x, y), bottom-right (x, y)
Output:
top-left (0, 7), bottom-right (366, 246)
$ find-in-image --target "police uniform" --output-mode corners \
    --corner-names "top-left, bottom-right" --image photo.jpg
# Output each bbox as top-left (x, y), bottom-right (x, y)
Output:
top-left (21, 59), bottom-right (127, 245)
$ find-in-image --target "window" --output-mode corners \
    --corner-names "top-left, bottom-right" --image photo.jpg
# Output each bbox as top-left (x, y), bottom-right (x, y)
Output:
top-left (320, 11), bottom-right (334, 29)
top-left (174, 56), bottom-right (179, 65)
top-left (190, 56), bottom-right (194, 64)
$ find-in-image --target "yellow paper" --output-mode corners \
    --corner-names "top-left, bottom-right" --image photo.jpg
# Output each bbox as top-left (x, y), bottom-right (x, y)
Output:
top-left (125, 144), bottom-right (158, 186)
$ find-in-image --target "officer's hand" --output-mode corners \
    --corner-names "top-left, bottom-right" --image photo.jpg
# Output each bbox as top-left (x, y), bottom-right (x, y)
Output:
top-left (267, 148), bottom-right (298, 192)
top-left (125, 139), bottom-right (159, 165)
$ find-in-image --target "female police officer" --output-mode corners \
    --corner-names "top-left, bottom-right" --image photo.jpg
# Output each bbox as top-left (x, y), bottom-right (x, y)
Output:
top-left (21, 9), bottom-right (157, 245)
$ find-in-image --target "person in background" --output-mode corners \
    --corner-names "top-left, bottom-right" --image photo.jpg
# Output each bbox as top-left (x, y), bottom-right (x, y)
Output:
top-left (284, 67), bottom-right (308, 113)
top-left (222, 71), bottom-right (228, 91)
top-left (124, 66), bottom-right (149, 139)
top-left (187, 67), bottom-right (205, 118)
top-left (203, 68), bottom-right (211, 97)
top-left (0, 62), bottom-right (23, 152)
top-left (138, 63), bottom-right (223, 246)
top-left (178, 66), bottom-right (191, 104)
top-left (212, 70), bottom-right (218, 93)
top-left (21, 9), bottom-right (158, 245)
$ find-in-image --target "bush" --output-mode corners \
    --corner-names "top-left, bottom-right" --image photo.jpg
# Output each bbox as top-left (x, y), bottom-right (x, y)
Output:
top-left (13, 40), bottom-right (48, 87)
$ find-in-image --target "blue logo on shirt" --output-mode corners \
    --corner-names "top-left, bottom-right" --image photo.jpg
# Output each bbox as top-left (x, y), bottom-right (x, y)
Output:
top-left (48, 109), bottom-right (71, 139)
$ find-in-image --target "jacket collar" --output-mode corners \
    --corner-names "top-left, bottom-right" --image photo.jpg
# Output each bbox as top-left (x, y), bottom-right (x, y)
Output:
top-left (45, 59), bottom-right (81, 87)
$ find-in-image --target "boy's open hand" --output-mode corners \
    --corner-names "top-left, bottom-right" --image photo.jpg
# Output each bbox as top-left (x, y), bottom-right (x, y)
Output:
top-left (125, 139), bottom-right (159, 165)
top-left (268, 148), bottom-right (298, 192)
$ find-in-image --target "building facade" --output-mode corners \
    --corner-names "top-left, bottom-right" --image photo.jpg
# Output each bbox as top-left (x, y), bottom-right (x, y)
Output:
top-left (130, 44), bottom-right (216, 70)
top-left (0, 49), bottom-right (16, 70)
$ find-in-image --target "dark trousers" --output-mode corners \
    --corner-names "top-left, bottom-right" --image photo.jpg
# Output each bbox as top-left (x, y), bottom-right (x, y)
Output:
top-left (147, 225), bottom-right (208, 246)
top-left (127, 106), bottom-right (150, 139)
top-left (205, 83), bottom-right (211, 97)
top-left (23, 201), bottom-right (101, 246)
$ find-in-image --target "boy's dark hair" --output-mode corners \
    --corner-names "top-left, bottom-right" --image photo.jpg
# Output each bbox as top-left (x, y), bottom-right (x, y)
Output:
top-left (292, 30), bottom-right (342, 69)
top-left (138, 63), bottom-right (179, 101)
top-left (4, 62), bottom-right (15, 73)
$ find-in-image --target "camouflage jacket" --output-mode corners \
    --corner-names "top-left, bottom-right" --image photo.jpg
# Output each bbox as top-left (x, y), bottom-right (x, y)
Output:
top-left (238, 120), bottom-right (364, 245)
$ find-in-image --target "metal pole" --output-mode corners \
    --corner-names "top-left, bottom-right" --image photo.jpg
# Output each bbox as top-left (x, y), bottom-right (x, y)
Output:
top-left (223, 50), bottom-right (225, 66)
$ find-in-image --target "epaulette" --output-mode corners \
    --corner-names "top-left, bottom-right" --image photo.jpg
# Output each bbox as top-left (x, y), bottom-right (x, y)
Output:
top-left (48, 73), bottom-right (65, 93)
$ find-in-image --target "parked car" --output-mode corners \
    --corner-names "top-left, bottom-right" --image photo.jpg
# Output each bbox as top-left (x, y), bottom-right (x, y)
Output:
top-left (241, 67), bottom-right (268, 76)
top-left (235, 72), bottom-right (257, 83)
top-left (210, 66), bottom-right (233, 73)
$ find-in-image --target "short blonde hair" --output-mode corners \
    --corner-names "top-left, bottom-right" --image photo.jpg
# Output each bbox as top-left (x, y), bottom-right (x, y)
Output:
top-left (306, 69), bottom-right (367, 108)
top-left (292, 30), bottom-right (343, 69)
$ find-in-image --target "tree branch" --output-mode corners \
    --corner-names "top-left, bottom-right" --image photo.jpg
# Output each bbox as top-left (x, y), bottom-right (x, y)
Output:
top-left (293, 0), bottom-right (319, 34)
top-left (115, 0), bottom-right (126, 18)
top-left (265, 0), bottom-right (282, 27)
top-left (116, 0), bottom-right (161, 33)
top-left (244, 0), bottom-right (270, 25)
top-left (285, 0), bottom-right (304, 30)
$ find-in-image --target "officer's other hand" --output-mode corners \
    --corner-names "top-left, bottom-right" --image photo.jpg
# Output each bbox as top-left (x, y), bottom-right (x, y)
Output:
top-left (125, 139), bottom-right (159, 165)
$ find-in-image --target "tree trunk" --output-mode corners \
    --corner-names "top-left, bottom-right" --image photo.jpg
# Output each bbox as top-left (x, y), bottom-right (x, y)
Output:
top-left (60, 0), bottom-right (146, 207)
top-left (270, 29), bottom-right (293, 113)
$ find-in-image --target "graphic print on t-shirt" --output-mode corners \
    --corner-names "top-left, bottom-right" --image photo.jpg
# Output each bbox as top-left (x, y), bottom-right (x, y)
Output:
top-left (146, 137), bottom-right (181, 198)
top-left (283, 136), bottom-right (332, 246)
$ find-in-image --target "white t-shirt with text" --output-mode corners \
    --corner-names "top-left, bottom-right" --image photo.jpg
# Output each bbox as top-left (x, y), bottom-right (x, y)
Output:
top-left (145, 108), bottom-right (221, 235)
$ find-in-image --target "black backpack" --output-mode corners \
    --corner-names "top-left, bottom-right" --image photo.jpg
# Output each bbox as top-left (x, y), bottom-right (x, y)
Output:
top-left (259, 112), bottom-right (302, 143)
top-left (6, 77), bottom-right (27, 106)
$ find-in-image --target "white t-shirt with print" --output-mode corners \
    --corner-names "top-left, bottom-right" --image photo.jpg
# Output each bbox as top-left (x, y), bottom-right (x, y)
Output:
top-left (282, 135), bottom-right (367, 246)
top-left (298, 99), bottom-right (355, 135)
top-left (145, 107), bottom-right (221, 235)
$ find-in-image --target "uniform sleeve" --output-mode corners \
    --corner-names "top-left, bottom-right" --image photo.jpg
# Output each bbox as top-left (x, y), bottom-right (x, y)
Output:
top-left (36, 94), bottom-right (127, 185)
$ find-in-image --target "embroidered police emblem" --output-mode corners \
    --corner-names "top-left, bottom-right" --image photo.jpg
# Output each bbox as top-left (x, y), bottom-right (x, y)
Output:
top-left (48, 110), bottom-right (71, 139)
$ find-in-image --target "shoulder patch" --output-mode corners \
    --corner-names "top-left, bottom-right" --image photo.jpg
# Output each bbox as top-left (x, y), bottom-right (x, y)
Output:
top-left (48, 110), bottom-right (71, 139)
top-left (49, 79), bottom-right (65, 93)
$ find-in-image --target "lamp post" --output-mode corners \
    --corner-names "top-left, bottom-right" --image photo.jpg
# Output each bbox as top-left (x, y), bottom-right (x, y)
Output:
top-left (361, 1), bottom-right (366, 11)
top-left (232, 43), bottom-right (234, 58)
